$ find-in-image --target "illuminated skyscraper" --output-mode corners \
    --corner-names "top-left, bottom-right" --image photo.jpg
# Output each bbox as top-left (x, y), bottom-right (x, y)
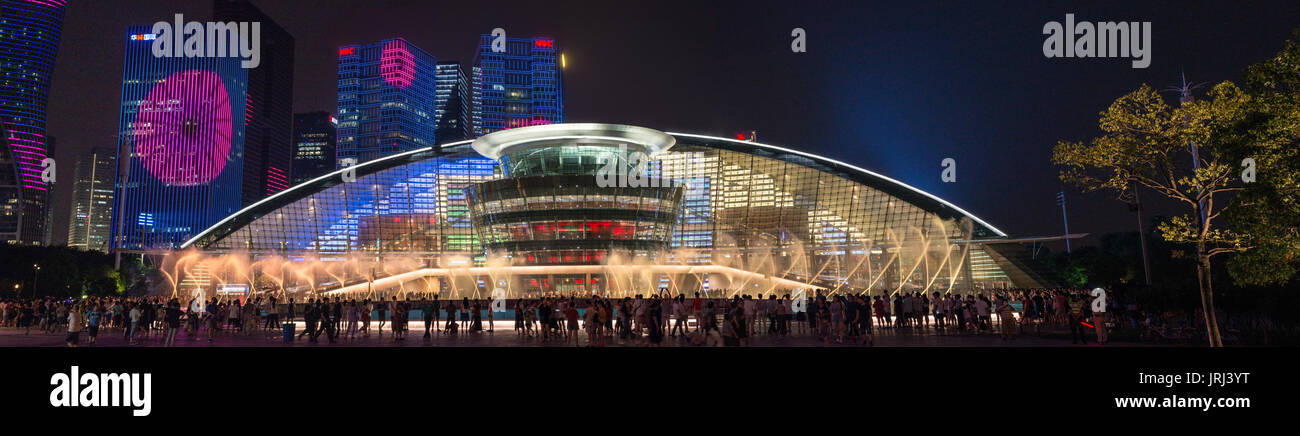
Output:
top-left (0, 0), bottom-right (68, 245)
top-left (67, 147), bottom-right (115, 252)
top-left (110, 25), bottom-right (249, 251)
top-left (292, 111), bottom-right (336, 184)
top-left (214, 0), bottom-right (296, 201)
top-left (472, 35), bottom-right (564, 136)
top-left (435, 61), bottom-right (471, 143)
top-left (335, 38), bottom-right (437, 167)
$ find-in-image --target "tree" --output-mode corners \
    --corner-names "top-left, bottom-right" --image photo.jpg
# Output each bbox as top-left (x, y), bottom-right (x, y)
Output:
top-left (1053, 83), bottom-right (1252, 347)
top-left (1224, 33), bottom-right (1300, 286)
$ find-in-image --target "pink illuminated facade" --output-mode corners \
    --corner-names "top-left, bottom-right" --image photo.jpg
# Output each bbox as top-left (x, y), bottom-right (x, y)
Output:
top-left (265, 165), bottom-right (289, 196)
top-left (112, 25), bottom-right (249, 251)
top-left (132, 70), bottom-right (234, 187)
top-left (381, 38), bottom-right (416, 89)
top-left (0, 0), bottom-right (67, 244)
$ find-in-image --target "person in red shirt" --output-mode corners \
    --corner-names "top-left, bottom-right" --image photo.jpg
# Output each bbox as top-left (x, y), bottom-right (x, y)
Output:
top-left (692, 292), bottom-right (703, 332)
top-left (564, 303), bottom-right (580, 346)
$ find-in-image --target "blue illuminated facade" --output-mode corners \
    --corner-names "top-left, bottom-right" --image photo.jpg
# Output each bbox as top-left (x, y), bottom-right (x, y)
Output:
top-left (0, 0), bottom-right (67, 245)
top-left (335, 38), bottom-right (437, 168)
top-left (472, 35), bottom-right (564, 136)
top-left (189, 142), bottom-right (497, 254)
top-left (110, 25), bottom-right (249, 251)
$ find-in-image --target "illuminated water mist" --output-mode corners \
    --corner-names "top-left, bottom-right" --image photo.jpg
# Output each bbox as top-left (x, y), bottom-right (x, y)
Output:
top-left (155, 218), bottom-right (975, 301)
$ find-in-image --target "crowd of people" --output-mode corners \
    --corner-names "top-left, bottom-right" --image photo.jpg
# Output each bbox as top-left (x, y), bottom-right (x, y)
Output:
top-left (0, 288), bottom-right (1123, 347)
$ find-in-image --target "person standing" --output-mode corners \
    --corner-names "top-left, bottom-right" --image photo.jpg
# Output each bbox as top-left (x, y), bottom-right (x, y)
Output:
top-left (564, 303), bottom-right (580, 346)
top-left (265, 297), bottom-right (280, 332)
top-left (470, 300), bottom-right (483, 333)
top-left (227, 300), bottom-right (242, 333)
top-left (65, 305), bottom-right (83, 347)
top-left (1092, 291), bottom-right (1109, 345)
top-left (422, 299), bottom-right (435, 340)
top-left (126, 304), bottom-right (142, 345)
top-left (359, 300), bottom-right (372, 338)
top-left (301, 301), bottom-right (319, 342)
top-left (376, 297), bottom-right (391, 336)
top-left (857, 295), bottom-right (873, 346)
top-left (974, 296), bottom-right (991, 332)
top-left (186, 296), bottom-right (201, 338)
top-left (324, 300), bottom-right (340, 344)
top-left (691, 293), bottom-right (703, 333)
top-left (345, 300), bottom-right (359, 340)
top-left (459, 298), bottom-right (471, 329)
top-left (995, 297), bottom-right (1016, 341)
top-left (164, 300), bottom-right (182, 347)
top-left (206, 299), bottom-right (220, 342)
top-left (286, 298), bottom-right (297, 324)
top-left (85, 304), bottom-right (102, 346)
top-left (1068, 295), bottom-right (1089, 345)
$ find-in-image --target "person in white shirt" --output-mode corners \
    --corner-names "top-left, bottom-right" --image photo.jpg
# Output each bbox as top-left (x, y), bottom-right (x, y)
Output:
top-left (748, 295), bottom-right (759, 335)
top-left (975, 297), bottom-right (991, 331)
top-left (670, 296), bottom-right (688, 337)
top-left (66, 306), bottom-right (83, 347)
top-left (127, 305), bottom-right (142, 344)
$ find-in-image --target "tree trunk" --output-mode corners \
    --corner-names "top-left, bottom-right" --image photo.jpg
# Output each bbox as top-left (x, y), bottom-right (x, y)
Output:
top-left (1196, 248), bottom-right (1223, 347)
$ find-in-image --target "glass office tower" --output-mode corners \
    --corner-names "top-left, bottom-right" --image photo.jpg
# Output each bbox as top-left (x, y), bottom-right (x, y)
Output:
top-left (435, 61), bottom-right (471, 143)
top-left (472, 35), bottom-right (563, 136)
top-left (336, 38), bottom-right (437, 167)
top-left (110, 26), bottom-right (249, 251)
top-left (291, 111), bottom-right (337, 184)
top-left (67, 147), bottom-right (116, 251)
top-left (214, 0), bottom-right (296, 201)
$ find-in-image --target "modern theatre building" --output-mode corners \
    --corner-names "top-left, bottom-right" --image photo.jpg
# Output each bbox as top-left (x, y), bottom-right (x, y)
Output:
top-left (179, 124), bottom-right (1058, 298)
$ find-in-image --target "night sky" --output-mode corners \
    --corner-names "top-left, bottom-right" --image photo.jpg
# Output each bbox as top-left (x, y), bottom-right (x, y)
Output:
top-left (43, 0), bottom-right (1300, 248)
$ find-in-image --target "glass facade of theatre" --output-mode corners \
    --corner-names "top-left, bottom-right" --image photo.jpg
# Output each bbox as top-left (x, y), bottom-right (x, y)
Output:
top-left (187, 135), bottom-right (1019, 294)
top-left (469, 175), bottom-right (683, 265)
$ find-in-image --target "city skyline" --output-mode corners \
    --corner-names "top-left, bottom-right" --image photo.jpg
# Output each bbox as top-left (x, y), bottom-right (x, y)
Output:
top-left (3, 5), bottom-right (1299, 419)
top-left (26, 0), bottom-right (1300, 248)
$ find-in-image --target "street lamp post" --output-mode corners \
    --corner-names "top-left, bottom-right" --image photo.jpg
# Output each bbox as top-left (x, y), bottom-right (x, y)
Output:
top-left (32, 264), bottom-right (41, 299)
top-left (1057, 189), bottom-right (1071, 254)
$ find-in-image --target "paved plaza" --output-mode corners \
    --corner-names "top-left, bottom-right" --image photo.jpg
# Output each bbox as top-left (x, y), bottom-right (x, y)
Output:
top-left (0, 320), bottom-right (1131, 347)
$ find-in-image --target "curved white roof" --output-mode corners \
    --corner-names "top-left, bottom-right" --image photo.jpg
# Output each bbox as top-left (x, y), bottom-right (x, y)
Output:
top-left (470, 123), bottom-right (676, 160)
